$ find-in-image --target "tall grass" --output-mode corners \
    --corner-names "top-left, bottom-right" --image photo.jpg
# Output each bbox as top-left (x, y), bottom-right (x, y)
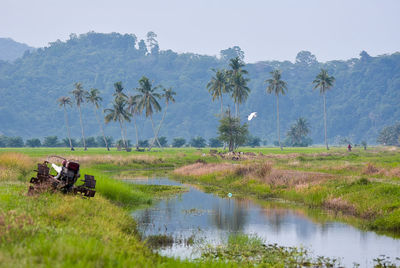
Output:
top-left (0, 152), bottom-right (34, 181)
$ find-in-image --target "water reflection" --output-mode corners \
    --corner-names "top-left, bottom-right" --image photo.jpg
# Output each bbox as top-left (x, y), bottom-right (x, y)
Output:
top-left (130, 178), bottom-right (400, 267)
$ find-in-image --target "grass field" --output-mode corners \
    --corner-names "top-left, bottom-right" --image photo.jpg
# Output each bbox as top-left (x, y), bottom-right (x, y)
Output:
top-left (171, 146), bottom-right (400, 235)
top-left (3, 147), bottom-right (375, 267)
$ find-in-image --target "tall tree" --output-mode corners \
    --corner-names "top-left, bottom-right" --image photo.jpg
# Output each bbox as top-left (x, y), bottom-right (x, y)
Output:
top-left (57, 96), bottom-right (74, 151)
top-left (71, 82), bottom-right (88, 150)
top-left (227, 57), bottom-right (250, 117)
top-left (228, 57), bottom-right (248, 76)
top-left (112, 81), bottom-right (129, 146)
top-left (151, 87), bottom-right (176, 149)
top-left (86, 88), bottom-right (109, 151)
top-left (134, 76), bottom-right (162, 150)
top-left (266, 70), bottom-right (287, 150)
top-left (231, 72), bottom-right (250, 117)
top-left (127, 95), bottom-right (140, 149)
top-left (207, 69), bottom-right (230, 115)
top-left (113, 81), bottom-right (128, 100)
top-left (312, 69), bottom-right (335, 150)
top-left (104, 97), bottom-right (131, 150)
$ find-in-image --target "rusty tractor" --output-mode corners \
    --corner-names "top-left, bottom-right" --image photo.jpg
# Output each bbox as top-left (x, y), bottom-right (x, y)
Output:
top-left (28, 155), bottom-right (96, 198)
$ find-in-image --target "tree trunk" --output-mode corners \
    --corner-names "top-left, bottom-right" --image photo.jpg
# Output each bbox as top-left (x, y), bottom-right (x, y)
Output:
top-left (150, 103), bottom-right (168, 150)
top-left (149, 115), bottom-right (161, 150)
top-left (63, 105), bottom-right (74, 151)
top-left (277, 95), bottom-right (282, 150)
top-left (94, 107), bottom-right (109, 151)
top-left (133, 115), bottom-right (139, 150)
top-left (220, 94), bottom-right (223, 116)
top-left (122, 121), bottom-right (129, 150)
top-left (78, 104), bottom-right (87, 150)
top-left (323, 92), bottom-right (329, 150)
top-left (119, 119), bottom-right (127, 150)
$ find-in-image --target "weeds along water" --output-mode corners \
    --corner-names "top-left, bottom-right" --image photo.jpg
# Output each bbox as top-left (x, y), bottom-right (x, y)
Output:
top-left (1, 147), bottom-right (400, 267)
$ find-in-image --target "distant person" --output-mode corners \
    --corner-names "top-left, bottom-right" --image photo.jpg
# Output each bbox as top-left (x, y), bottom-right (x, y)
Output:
top-left (347, 144), bottom-right (352, 151)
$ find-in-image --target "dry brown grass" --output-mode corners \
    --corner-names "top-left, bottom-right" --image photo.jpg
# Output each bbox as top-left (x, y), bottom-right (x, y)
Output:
top-left (323, 197), bottom-right (357, 215)
top-left (363, 163), bottom-right (380, 175)
top-left (259, 169), bottom-right (331, 187)
top-left (41, 154), bottom-right (161, 166)
top-left (175, 161), bottom-right (331, 188)
top-left (174, 162), bottom-right (235, 176)
top-left (0, 152), bottom-right (34, 181)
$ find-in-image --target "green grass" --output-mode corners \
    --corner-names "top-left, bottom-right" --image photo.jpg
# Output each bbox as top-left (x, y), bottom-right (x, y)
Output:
top-left (200, 233), bottom-right (340, 267)
top-left (1, 147), bottom-right (400, 266)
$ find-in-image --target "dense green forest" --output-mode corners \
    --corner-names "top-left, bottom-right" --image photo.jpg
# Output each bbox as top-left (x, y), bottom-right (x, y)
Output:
top-left (0, 32), bottom-right (399, 145)
top-left (0, 38), bottom-right (35, 62)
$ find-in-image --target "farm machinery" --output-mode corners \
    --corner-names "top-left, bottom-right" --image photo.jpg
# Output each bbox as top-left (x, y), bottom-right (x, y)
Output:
top-left (28, 155), bottom-right (96, 198)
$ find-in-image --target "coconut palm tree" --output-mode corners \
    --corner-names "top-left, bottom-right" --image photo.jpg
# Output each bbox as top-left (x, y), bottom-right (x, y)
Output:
top-left (57, 96), bottom-right (74, 151)
top-left (71, 82), bottom-right (88, 150)
top-left (134, 76), bottom-right (162, 150)
top-left (312, 69), bottom-right (335, 150)
top-left (294, 117), bottom-right (310, 138)
top-left (104, 97), bottom-right (131, 150)
top-left (231, 72), bottom-right (250, 118)
top-left (228, 57), bottom-right (248, 76)
top-left (207, 69), bottom-right (230, 115)
top-left (227, 57), bottom-right (249, 118)
top-left (266, 70), bottom-right (287, 150)
top-left (113, 81), bottom-right (128, 100)
top-left (150, 87), bottom-right (176, 149)
top-left (127, 95), bottom-right (140, 149)
top-left (86, 88), bottom-right (109, 151)
top-left (112, 81), bottom-right (129, 143)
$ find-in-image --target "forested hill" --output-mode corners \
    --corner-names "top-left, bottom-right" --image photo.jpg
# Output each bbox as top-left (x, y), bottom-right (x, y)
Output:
top-left (0, 32), bottom-right (399, 144)
top-left (0, 38), bottom-right (35, 62)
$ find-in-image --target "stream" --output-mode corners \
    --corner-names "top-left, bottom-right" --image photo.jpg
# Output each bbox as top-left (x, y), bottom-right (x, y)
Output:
top-left (130, 177), bottom-right (400, 267)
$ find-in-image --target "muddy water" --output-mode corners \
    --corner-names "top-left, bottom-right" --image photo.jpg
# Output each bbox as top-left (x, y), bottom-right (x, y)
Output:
top-left (130, 178), bottom-right (400, 267)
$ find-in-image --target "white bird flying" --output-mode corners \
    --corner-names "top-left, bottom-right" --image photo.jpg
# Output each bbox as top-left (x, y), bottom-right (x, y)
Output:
top-left (247, 112), bottom-right (257, 121)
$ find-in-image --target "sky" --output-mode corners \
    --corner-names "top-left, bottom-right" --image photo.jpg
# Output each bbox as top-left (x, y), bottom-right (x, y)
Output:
top-left (1, 0), bottom-right (399, 63)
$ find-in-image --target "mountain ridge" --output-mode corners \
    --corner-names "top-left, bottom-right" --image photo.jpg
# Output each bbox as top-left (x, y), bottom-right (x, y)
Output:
top-left (0, 32), bottom-right (399, 145)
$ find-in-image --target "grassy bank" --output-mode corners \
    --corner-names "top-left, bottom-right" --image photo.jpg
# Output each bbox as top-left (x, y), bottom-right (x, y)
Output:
top-left (0, 152), bottom-right (191, 267)
top-left (0, 150), bottom-right (335, 267)
top-left (2, 147), bottom-right (400, 266)
top-left (173, 148), bottom-right (400, 234)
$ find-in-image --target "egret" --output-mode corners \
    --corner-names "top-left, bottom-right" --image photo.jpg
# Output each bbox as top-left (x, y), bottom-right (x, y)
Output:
top-left (248, 112), bottom-right (257, 121)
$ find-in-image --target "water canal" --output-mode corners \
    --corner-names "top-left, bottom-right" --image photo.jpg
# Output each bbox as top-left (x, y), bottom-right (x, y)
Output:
top-left (130, 177), bottom-right (400, 267)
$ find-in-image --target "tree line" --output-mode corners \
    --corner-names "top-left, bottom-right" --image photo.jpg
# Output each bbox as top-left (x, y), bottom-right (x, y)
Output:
top-left (207, 57), bottom-right (335, 151)
top-left (58, 76), bottom-right (176, 151)
top-left (0, 135), bottom-right (263, 148)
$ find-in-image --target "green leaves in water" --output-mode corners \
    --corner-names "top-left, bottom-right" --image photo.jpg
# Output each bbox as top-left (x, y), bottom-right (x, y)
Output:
top-left (200, 233), bottom-right (339, 267)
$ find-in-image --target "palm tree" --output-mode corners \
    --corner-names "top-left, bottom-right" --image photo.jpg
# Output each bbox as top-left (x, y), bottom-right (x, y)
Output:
top-left (134, 76), bottom-right (162, 150)
top-left (151, 87), bottom-right (176, 149)
top-left (231, 72), bottom-right (250, 117)
top-left (86, 88), bottom-right (109, 151)
top-left (127, 95), bottom-right (140, 149)
top-left (295, 117), bottom-right (310, 138)
top-left (207, 69), bottom-right (230, 115)
top-left (312, 69), bottom-right (335, 150)
top-left (266, 70), bottom-right (287, 150)
top-left (227, 57), bottom-right (249, 118)
top-left (57, 96), bottom-right (74, 151)
top-left (112, 81), bottom-right (129, 145)
top-left (113, 81), bottom-right (128, 100)
top-left (228, 57), bottom-right (248, 76)
top-left (71, 82), bottom-right (88, 150)
top-left (104, 97), bottom-right (131, 150)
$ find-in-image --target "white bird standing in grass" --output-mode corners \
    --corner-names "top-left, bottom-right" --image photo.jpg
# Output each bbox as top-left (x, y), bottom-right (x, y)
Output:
top-left (248, 112), bottom-right (257, 121)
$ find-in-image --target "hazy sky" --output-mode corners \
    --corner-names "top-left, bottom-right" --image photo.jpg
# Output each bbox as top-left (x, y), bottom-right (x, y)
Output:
top-left (1, 0), bottom-right (399, 63)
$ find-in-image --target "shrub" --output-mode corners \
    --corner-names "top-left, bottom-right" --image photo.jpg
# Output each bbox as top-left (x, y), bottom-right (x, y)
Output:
top-left (172, 137), bottom-right (186, 148)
